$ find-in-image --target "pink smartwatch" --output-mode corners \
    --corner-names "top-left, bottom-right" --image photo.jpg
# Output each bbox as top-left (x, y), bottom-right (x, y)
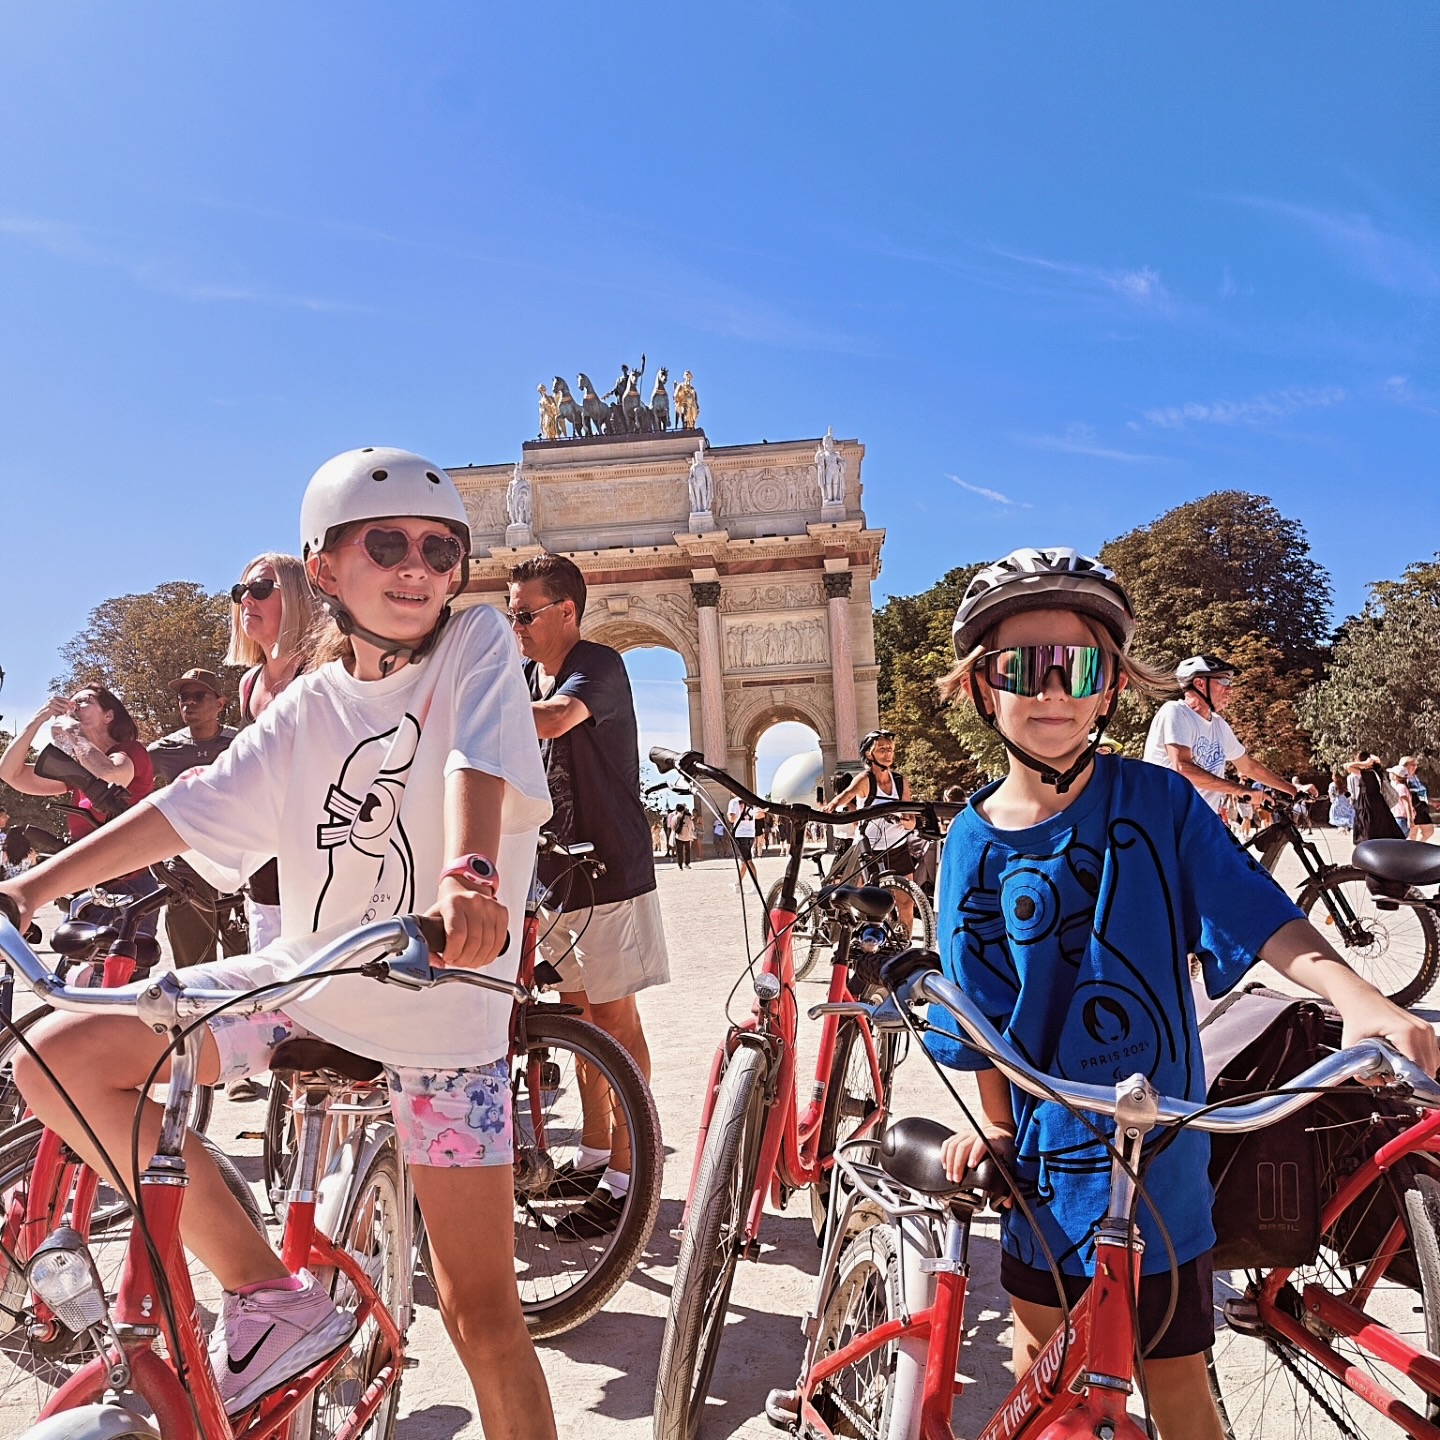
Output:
top-left (439, 853), bottom-right (500, 897)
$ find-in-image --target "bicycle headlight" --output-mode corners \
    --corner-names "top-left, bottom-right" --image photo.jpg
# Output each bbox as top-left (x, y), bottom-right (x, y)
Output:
top-left (26, 1225), bottom-right (108, 1332)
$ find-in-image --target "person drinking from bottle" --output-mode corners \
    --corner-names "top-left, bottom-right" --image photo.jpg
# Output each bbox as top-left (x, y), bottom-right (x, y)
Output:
top-left (927, 546), bottom-right (1438, 1440)
top-left (0, 449), bottom-right (557, 1438)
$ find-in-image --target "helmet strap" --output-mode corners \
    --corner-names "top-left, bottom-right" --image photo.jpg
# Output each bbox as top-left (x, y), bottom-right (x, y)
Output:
top-left (314, 557), bottom-right (469, 679)
top-left (974, 687), bottom-right (1121, 795)
top-left (1185, 679), bottom-right (1215, 718)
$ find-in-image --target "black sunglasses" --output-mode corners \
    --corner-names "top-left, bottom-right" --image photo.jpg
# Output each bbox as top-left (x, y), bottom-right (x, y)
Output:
top-left (507, 599), bottom-right (564, 628)
top-left (177, 689), bottom-right (216, 704)
top-left (231, 578), bottom-right (278, 603)
top-left (342, 526), bottom-right (466, 575)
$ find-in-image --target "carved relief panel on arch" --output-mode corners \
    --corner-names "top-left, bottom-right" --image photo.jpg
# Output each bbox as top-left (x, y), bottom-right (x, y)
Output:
top-left (714, 465), bottom-right (818, 521)
top-left (722, 616), bottom-right (830, 670)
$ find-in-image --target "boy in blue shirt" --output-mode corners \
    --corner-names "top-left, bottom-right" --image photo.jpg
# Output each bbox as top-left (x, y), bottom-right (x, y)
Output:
top-left (927, 547), bottom-right (1438, 1440)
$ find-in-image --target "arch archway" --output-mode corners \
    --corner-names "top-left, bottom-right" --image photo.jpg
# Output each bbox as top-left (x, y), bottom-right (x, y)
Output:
top-left (583, 616), bottom-right (701, 759)
top-left (730, 692), bottom-right (835, 794)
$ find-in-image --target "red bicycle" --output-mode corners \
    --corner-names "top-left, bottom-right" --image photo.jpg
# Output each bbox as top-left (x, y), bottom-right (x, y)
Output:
top-left (0, 905), bottom-right (513, 1440)
top-left (768, 950), bottom-right (1440, 1440)
top-left (649, 747), bottom-right (952, 1440)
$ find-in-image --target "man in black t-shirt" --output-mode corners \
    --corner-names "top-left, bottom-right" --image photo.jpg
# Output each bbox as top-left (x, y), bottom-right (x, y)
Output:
top-left (147, 669), bottom-right (245, 970)
top-left (510, 554), bottom-right (671, 1240)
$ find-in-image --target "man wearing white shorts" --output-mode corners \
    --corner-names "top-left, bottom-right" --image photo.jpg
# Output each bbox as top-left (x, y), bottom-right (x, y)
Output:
top-left (509, 553), bottom-right (671, 1240)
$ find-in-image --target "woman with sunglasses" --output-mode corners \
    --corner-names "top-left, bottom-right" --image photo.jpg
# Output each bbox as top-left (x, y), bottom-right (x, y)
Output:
top-left (923, 546), bottom-right (1437, 1440)
top-left (224, 552), bottom-right (320, 976)
top-left (4, 448), bottom-right (557, 1434)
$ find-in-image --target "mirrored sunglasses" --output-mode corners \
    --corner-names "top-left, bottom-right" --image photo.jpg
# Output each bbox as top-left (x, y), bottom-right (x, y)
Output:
top-left (344, 527), bottom-right (465, 575)
top-left (230, 578), bottom-right (278, 603)
top-left (981, 644), bottom-right (1111, 699)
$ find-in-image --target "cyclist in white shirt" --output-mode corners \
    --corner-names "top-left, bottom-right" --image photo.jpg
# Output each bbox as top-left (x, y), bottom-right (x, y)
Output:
top-left (1142, 655), bottom-right (1294, 812)
top-left (727, 793), bottom-right (761, 887)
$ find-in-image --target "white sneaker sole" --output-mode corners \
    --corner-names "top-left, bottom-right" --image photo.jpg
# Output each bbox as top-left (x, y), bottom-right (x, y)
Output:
top-left (223, 1309), bottom-right (359, 1415)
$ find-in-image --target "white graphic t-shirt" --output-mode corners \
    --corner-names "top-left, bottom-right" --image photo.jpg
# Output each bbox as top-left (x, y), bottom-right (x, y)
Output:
top-left (1142, 700), bottom-right (1245, 813)
top-left (727, 797), bottom-right (757, 838)
top-left (149, 605), bottom-right (551, 1068)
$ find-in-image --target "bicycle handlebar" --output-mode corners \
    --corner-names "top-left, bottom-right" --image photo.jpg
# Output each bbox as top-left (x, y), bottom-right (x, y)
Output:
top-left (648, 746), bottom-right (960, 833)
top-left (877, 952), bottom-right (1440, 1131)
top-left (0, 906), bottom-right (527, 1024)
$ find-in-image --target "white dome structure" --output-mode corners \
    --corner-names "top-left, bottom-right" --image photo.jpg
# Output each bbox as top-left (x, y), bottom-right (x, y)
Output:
top-left (767, 750), bottom-right (825, 805)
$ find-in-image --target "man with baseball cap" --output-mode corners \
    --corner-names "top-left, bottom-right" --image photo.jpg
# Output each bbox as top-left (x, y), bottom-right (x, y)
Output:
top-left (148, 669), bottom-right (243, 972)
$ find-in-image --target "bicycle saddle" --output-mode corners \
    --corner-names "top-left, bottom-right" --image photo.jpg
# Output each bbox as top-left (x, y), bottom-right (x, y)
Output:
top-left (269, 1038), bottom-right (384, 1084)
top-left (818, 885), bottom-right (895, 922)
top-left (880, 1116), bottom-right (1009, 1205)
top-left (49, 920), bottom-right (116, 957)
top-left (1353, 839), bottom-right (1440, 889)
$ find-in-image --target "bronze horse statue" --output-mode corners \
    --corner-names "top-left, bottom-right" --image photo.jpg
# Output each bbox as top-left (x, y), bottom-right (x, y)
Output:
top-left (576, 374), bottom-right (615, 437)
top-left (551, 377), bottom-right (585, 439)
top-left (650, 367), bottom-right (671, 431)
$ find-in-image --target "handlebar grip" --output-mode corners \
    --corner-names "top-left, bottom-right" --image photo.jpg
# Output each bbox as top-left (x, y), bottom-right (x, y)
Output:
top-left (649, 746), bottom-right (680, 773)
top-left (415, 914), bottom-right (447, 953)
top-left (879, 948), bottom-right (941, 994)
top-left (412, 912), bottom-right (511, 959)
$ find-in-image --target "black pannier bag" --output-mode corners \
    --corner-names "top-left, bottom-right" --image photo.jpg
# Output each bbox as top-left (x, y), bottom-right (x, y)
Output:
top-left (1200, 986), bottom-right (1327, 1269)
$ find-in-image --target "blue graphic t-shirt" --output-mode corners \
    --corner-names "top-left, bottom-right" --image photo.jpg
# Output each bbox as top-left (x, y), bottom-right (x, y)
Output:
top-left (924, 755), bottom-right (1302, 1276)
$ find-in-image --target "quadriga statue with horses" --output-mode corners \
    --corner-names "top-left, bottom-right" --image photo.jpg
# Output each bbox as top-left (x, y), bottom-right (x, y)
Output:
top-left (536, 358), bottom-right (698, 439)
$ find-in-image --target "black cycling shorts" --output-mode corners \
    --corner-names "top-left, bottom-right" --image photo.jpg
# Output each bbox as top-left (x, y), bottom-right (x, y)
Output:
top-left (735, 836), bottom-right (755, 860)
top-left (999, 1249), bottom-right (1215, 1359)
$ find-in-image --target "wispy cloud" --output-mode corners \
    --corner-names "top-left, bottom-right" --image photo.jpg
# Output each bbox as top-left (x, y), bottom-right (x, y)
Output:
top-left (1230, 197), bottom-right (1440, 297)
top-left (1384, 374), bottom-right (1440, 418)
top-left (987, 248), bottom-right (1173, 313)
top-left (1140, 385), bottom-right (1346, 430)
top-left (1012, 424), bottom-right (1166, 464)
top-left (0, 211), bottom-right (359, 313)
top-left (948, 475), bottom-right (1031, 507)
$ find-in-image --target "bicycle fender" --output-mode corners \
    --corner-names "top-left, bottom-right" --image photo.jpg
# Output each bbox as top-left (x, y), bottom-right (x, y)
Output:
top-left (18, 1403), bottom-right (160, 1440)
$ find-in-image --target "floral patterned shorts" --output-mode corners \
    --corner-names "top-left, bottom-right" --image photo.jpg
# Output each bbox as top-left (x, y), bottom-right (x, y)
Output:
top-left (208, 1009), bottom-right (512, 1169)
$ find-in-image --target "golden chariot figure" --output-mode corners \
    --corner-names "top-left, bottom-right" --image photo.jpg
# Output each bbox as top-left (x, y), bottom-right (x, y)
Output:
top-left (674, 370), bottom-right (700, 431)
top-left (537, 382), bottom-right (562, 441)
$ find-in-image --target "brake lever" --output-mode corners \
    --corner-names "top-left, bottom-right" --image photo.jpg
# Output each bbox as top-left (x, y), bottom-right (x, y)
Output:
top-left (1374, 1039), bottom-right (1440, 1109)
top-left (808, 1001), bottom-right (875, 1021)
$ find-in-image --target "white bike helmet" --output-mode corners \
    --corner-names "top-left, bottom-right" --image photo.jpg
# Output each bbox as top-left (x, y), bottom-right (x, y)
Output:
top-left (300, 447), bottom-right (472, 675)
top-left (951, 547), bottom-right (1135, 659)
top-left (300, 447), bottom-right (471, 560)
top-left (1175, 654), bottom-right (1236, 683)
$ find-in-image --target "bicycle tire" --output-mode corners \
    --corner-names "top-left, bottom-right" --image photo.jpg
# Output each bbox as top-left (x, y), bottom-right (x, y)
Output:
top-left (262, 1070), bottom-right (296, 1206)
top-left (1207, 1169), bottom-right (1440, 1439)
top-left (512, 1011), bottom-right (662, 1338)
top-left (1298, 866), bottom-right (1440, 1007)
top-left (654, 1043), bottom-right (769, 1440)
top-left (1407, 1175), bottom-right (1440, 1425)
top-left (810, 1020), bottom-right (895, 1239)
top-left (293, 1132), bottom-right (407, 1440)
top-left (0, 1120), bottom-right (264, 1419)
top-left (763, 878), bottom-right (830, 982)
top-left (875, 875), bottom-right (936, 952)
top-left (802, 1224), bottom-right (903, 1440)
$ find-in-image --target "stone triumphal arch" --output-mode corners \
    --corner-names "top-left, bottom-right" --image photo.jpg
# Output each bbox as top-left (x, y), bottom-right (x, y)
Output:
top-left (449, 427), bottom-right (884, 788)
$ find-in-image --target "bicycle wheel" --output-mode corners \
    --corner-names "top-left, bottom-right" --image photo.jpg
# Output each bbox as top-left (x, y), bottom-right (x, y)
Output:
top-left (763, 878), bottom-right (831, 982)
top-left (512, 1011), bottom-right (662, 1338)
top-left (803, 1224), bottom-right (903, 1440)
top-left (810, 1020), bottom-right (895, 1238)
top-left (294, 1132), bottom-right (407, 1440)
top-left (654, 1043), bottom-right (769, 1440)
top-left (0, 1120), bottom-right (264, 1420)
top-left (1207, 1175), bottom-right (1440, 1438)
top-left (262, 1070), bottom-right (296, 1206)
top-left (875, 875), bottom-right (936, 952)
top-left (1406, 1175), bottom-right (1440, 1425)
top-left (1298, 867), bottom-right (1440, 1007)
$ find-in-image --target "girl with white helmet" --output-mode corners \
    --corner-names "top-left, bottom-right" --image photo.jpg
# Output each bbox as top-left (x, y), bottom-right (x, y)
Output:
top-left (924, 546), bottom-right (1436, 1440)
top-left (1, 448), bottom-right (557, 1436)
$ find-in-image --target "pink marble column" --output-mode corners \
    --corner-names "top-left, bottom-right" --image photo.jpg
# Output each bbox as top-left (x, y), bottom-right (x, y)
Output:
top-left (692, 581), bottom-right (728, 765)
top-left (825, 571), bottom-right (860, 761)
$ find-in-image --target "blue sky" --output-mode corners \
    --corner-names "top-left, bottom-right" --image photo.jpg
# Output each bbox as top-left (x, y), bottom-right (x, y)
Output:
top-left (2, 5), bottom-right (1436, 789)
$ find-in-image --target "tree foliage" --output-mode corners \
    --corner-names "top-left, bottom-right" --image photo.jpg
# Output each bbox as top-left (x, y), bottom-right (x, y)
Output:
top-left (1298, 555), bottom-right (1440, 782)
top-left (0, 731), bottom-right (70, 843)
top-left (1100, 491), bottom-right (1331, 777)
top-left (53, 582), bottom-right (233, 741)
top-left (874, 562), bottom-right (987, 795)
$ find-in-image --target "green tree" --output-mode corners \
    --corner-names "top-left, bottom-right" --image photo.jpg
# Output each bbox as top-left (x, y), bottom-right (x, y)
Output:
top-left (53, 582), bottom-right (233, 741)
top-left (1298, 555), bottom-right (1440, 784)
top-left (874, 563), bottom-right (987, 795)
top-left (1100, 491), bottom-right (1331, 777)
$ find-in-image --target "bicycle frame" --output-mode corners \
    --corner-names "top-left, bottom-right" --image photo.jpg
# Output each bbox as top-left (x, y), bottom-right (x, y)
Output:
top-left (1231, 1104), bottom-right (1440, 1439)
top-left (679, 821), bottom-right (889, 1239)
top-left (33, 1038), bottom-right (405, 1440)
top-left (795, 1188), bottom-right (1147, 1440)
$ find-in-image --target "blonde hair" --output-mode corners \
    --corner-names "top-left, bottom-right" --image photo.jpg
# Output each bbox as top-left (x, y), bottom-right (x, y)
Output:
top-left (224, 553), bottom-right (320, 668)
top-left (937, 613), bottom-right (1173, 707)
